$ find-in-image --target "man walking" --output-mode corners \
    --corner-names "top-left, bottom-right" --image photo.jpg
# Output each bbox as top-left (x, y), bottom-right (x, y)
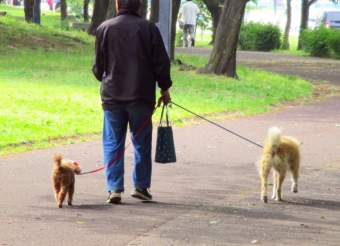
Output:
top-left (92, 0), bottom-right (172, 204)
top-left (179, 0), bottom-right (200, 47)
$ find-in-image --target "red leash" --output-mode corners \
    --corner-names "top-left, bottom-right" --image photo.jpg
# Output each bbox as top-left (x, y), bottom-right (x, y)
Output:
top-left (79, 107), bottom-right (157, 175)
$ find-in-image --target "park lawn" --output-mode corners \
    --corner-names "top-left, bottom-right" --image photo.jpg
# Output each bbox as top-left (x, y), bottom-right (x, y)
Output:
top-left (0, 3), bottom-right (63, 26)
top-left (0, 13), bottom-right (314, 155)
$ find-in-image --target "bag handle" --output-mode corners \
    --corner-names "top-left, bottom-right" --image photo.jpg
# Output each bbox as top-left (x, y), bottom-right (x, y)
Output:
top-left (159, 104), bottom-right (170, 126)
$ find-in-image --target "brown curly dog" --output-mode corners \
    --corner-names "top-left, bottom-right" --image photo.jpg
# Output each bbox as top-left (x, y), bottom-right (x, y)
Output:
top-left (51, 154), bottom-right (81, 208)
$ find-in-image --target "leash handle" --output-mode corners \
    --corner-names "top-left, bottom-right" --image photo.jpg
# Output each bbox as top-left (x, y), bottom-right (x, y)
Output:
top-left (159, 104), bottom-right (170, 126)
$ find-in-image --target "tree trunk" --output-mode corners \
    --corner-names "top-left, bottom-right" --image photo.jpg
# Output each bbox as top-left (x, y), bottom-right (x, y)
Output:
top-left (170, 0), bottom-right (181, 60)
top-left (24, 0), bottom-right (34, 23)
top-left (106, 0), bottom-right (116, 20)
top-left (87, 0), bottom-right (110, 35)
top-left (198, 0), bottom-right (249, 78)
top-left (84, 0), bottom-right (90, 22)
top-left (297, 0), bottom-right (317, 50)
top-left (33, 0), bottom-right (41, 25)
top-left (149, 0), bottom-right (159, 23)
top-left (138, 0), bottom-right (148, 19)
top-left (60, 0), bottom-right (67, 21)
top-left (282, 0), bottom-right (291, 50)
top-left (202, 0), bottom-right (223, 45)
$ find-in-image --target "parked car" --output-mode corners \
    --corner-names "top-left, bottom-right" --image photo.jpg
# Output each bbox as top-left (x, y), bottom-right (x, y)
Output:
top-left (315, 10), bottom-right (340, 29)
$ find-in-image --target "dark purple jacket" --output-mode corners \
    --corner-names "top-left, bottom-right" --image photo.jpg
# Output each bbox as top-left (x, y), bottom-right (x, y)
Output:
top-left (92, 10), bottom-right (172, 110)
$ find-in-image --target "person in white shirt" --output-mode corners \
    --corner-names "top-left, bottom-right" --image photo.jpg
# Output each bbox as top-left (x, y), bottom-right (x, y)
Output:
top-left (178, 0), bottom-right (200, 47)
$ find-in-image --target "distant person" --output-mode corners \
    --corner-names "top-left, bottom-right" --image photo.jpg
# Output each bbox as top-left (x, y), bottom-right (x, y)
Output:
top-left (47, 0), bottom-right (53, 11)
top-left (178, 0), bottom-right (200, 48)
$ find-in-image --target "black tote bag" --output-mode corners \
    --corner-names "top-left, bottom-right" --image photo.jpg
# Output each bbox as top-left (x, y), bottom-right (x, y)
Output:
top-left (154, 104), bottom-right (177, 164)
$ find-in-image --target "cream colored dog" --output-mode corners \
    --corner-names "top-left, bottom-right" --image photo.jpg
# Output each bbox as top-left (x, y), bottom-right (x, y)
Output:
top-left (258, 127), bottom-right (301, 203)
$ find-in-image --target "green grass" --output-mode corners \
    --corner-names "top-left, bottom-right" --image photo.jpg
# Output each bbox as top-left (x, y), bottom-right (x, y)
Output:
top-left (0, 49), bottom-right (100, 147)
top-left (194, 32), bottom-right (213, 47)
top-left (0, 8), bottom-right (315, 156)
top-left (0, 4), bottom-right (26, 18)
top-left (0, 4), bottom-right (86, 30)
top-left (275, 35), bottom-right (308, 55)
top-left (171, 54), bottom-right (313, 123)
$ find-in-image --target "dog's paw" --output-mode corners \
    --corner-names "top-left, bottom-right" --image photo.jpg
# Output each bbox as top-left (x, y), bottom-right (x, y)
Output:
top-left (271, 195), bottom-right (276, 200)
top-left (291, 185), bottom-right (298, 193)
top-left (261, 196), bottom-right (268, 203)
top-left (68, 202), bottom-right (73, 206)
top-left (275, 197), bottom-right (284, 202)
top-left (58, 204), bottom-right (62, 208)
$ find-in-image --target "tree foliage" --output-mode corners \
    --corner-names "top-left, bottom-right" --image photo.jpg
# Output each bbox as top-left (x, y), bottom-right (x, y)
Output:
top-left (196, 1), bottom-right (212, 35)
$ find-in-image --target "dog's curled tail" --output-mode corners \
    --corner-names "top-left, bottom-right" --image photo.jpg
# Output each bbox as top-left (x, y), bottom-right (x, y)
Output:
top-left (267, 127), bottom-right (281, 150)
top-left (54, 154), bottom-right (63, 168)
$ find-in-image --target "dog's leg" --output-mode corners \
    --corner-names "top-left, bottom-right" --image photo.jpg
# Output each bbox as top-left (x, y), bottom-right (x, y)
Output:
top-left (67, 183), bottom-right (75, 206)
top-left (260, 163), bottom-right (271, 203)
top-left (275, 170), bottom-right (286, 201)
top-left (290, 162), bottom-right (299, 193)
top-left (57, 186), bottom-right (68, 208)
top-left (53, 180), bottom-right (61, 203)
top-left (271, 170), bottom-right (278, 200)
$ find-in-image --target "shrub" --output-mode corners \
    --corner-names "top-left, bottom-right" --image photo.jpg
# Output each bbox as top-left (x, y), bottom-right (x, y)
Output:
top-left (175, 30), bottom-right (183, 47)
top-left (300, 27), bottom-right (340, 59)
top-left (239, 22), bottom-right (282, 51)
top-left (326, 29), bottom-right (340, 59)
top-left (300, 27), bottom-right (331, 57)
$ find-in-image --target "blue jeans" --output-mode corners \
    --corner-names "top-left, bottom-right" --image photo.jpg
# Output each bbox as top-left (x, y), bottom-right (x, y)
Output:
top-left (103, 106), bottom-right (153, 192)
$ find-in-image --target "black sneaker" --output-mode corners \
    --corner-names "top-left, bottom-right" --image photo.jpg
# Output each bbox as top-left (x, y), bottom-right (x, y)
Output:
top-left (131, 187), bottom-right (152, 201)
top-left (191, 38), bottom-right (195, 47)
top-left (107, 189), bottom-right (122, 204)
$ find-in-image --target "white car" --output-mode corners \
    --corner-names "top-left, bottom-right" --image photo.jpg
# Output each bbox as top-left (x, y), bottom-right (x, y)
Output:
top-left (309, 9), bottom-right (340, 29)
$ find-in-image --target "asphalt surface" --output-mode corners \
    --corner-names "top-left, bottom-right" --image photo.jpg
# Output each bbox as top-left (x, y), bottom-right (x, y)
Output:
top-left (1, 49), bottom-right (340, 246)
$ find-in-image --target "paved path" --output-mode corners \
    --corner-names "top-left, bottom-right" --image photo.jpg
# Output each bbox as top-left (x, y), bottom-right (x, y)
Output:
top-left (1, 49), bottom-right (340, 246)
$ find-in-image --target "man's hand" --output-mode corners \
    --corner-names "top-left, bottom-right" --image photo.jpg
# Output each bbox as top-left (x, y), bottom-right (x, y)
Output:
top-left (157, 90), bottom-right (171, 107)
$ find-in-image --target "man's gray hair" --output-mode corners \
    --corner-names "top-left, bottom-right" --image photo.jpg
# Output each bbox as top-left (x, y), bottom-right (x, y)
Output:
top-left (117, 0), bottom-right (141, 12)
